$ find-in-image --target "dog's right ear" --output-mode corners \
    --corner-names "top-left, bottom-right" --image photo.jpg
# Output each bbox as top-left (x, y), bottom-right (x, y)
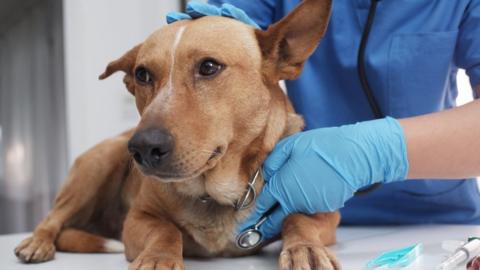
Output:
top-left (256, 0), bottom-right (332, 81)
top-left (98, 44), bottom-right (142, 95)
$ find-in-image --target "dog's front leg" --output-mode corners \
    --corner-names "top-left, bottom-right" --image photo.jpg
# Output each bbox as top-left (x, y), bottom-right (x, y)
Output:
top-left (280, 212), bottom-right (341, 270)
top-left (15, 131), bottom-right (133, 263)
top-left (123, 208), bottom-right (184, 270)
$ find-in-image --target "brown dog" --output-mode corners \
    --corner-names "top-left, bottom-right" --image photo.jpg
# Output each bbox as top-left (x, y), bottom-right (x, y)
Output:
top-left (14, 0), bottom-right (340, 269)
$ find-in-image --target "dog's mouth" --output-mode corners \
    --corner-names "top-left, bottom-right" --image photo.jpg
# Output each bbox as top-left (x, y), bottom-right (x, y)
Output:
top-left (148, 167), bottom-right (206, 182)
top-left (207, 146), bottom-right (224, 162)
top-left (137, 145), bottom-right (226, 182)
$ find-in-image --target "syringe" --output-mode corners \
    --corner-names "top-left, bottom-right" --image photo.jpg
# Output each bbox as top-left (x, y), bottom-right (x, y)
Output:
top-left (437, 239), bottom-right (480, 270)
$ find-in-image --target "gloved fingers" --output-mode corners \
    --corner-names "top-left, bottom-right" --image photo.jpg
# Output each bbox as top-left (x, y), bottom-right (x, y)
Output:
top-left (220, 4), bottom-right (260, 28)
top-left (186, 1), bottom-right (221, 18)
top-left (262, 134), bottom-right (299, 181)
top-left (237, 186), bottom-right (278, 233)
top-left (167, 2), bottom-right (259, 28)
top-left (257, 205), bottom-right (289, 240)
top-left (166, 11), bottom-right (192, 24)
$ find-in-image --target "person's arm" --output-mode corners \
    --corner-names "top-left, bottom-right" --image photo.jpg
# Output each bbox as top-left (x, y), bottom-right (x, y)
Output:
top-left (417, 0), bottom-right (480, 178)
top-left (239, 100), bottom-right (480, 239)
top-left (403, 93), bottom-right (480, 179)
top-left (407, 0), bottom-right (480, 178)
top-left (237, 0), bottom-right (480, 240)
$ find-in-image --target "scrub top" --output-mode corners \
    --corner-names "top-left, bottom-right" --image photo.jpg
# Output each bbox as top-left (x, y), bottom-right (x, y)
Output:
top-left (209, 0), bottom-right (480, 225)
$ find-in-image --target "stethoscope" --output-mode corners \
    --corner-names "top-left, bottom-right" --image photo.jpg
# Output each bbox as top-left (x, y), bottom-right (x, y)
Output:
top-left (233, 168), bottom-right (281, 250)
top-left (236, 0), bottom-right (384, 250)
top-left (233, 169), bottom-right (276, 250)
top-left (236, 203), bottom-right (280, 250)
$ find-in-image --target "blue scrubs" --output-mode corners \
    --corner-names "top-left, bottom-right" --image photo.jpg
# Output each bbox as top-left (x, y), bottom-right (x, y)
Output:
top-left (209, 0), bottom-right (480, 225)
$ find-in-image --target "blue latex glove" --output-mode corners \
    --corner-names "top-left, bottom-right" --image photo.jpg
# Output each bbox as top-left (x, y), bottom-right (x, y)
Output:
top-left (166, 1), bottom-right (260, 29)
top-left (240, 117), bottom-right (409, 240)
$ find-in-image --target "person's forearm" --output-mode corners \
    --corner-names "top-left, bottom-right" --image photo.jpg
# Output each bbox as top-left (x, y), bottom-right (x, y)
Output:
top-left (401, 88), bottom-right (480, 179)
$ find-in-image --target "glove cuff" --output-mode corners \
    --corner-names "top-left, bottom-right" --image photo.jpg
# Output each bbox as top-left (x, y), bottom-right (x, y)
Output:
top-left (362, 117), bottom-right (409, 183)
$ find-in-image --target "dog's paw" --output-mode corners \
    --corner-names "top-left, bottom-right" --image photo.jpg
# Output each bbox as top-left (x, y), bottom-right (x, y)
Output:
top-left (129, 253), bottom-right (184, 270)
top-left (279, 245), bottom-right (340, 270)
top-left (14, 236), bottom-right (55, 263)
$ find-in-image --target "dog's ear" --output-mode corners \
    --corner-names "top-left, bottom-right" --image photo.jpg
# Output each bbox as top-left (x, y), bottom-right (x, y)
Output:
top-left (256, 0), bottom-right (332, 80)
top-left (98, 44), bottom-right (142, 95)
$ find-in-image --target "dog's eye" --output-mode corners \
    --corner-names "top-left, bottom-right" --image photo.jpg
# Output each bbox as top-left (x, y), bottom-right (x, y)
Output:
top-left (135, 67), bottom-right (153, 84)
top-left (198, 60), bottom-right (223, 77)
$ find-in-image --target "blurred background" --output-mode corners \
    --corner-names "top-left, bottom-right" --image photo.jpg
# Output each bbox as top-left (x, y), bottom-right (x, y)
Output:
top-left (0, 0), bottom-right (475, 234)
top-left (0, 0), bottom-right (184, 234)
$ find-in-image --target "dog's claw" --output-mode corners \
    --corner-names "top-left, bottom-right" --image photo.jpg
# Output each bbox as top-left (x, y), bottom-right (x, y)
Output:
top-left (279, 245), bottom-right (340, 270)
top-left (14, 236), bottom-right (55, 263)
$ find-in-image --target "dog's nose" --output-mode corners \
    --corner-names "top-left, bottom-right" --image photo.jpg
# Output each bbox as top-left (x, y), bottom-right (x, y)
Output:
top-left (128, 128), bottom-right (174, 168)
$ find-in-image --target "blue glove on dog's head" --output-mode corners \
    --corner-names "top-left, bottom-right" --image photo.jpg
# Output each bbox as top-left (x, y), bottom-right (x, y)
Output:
top-left (166, 1), bottom-right (260, 29)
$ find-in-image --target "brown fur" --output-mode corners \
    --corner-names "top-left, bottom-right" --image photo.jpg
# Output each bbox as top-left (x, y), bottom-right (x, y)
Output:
top-left (15, 0), bottom-right (340, 269)
top-left (56, 229), bottom-right (112, 253)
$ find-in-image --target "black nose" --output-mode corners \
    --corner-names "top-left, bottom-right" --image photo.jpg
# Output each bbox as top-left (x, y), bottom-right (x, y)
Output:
top-left (128, 128), bottom-right (174, 168)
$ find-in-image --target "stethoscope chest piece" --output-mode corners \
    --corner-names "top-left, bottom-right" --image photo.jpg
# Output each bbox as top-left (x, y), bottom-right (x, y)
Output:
top-left (236, 228), bottom-right (262, 249)
top-left (236, 214), bottom-right (269, 250)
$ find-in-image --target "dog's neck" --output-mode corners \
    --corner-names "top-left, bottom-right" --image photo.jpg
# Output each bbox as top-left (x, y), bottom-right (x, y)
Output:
top-left (174, 83), bottom-right (303, 209)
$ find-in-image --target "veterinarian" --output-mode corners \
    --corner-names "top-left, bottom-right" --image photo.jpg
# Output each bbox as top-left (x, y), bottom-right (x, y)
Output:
top-left (169, 0), bottom-right (480, 240)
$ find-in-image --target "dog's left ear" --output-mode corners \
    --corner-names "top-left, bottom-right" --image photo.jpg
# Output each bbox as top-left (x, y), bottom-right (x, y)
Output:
top-left (256, 0), bottom-right (332, 80)
top-left (99, 43), bottom-right (142, 95)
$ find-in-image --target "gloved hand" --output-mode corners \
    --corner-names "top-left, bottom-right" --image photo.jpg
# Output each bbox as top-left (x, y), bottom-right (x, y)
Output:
top-left (166, 1), bottom-right (260, 29)
top-left (239, 117), bottom-right (409, 240)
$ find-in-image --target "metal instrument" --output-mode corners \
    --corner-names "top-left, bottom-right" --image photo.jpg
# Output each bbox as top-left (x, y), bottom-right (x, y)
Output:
top-left (235, 203), bottom-right (279, 250)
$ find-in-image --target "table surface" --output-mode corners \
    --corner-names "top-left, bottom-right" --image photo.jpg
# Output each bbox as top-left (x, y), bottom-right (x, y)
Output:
top-left (1, 225), bottom-right (479, 269)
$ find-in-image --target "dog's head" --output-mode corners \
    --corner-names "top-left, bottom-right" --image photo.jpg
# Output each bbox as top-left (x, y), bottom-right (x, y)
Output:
top-left (100, 0), bottom-right (332, 183)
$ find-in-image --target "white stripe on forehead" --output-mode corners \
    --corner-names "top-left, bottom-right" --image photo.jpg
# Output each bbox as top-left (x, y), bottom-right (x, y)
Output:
top-left (166, 25), bottom-right (187, 96)
top-left (147, 25), bottom-right (187, 113)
